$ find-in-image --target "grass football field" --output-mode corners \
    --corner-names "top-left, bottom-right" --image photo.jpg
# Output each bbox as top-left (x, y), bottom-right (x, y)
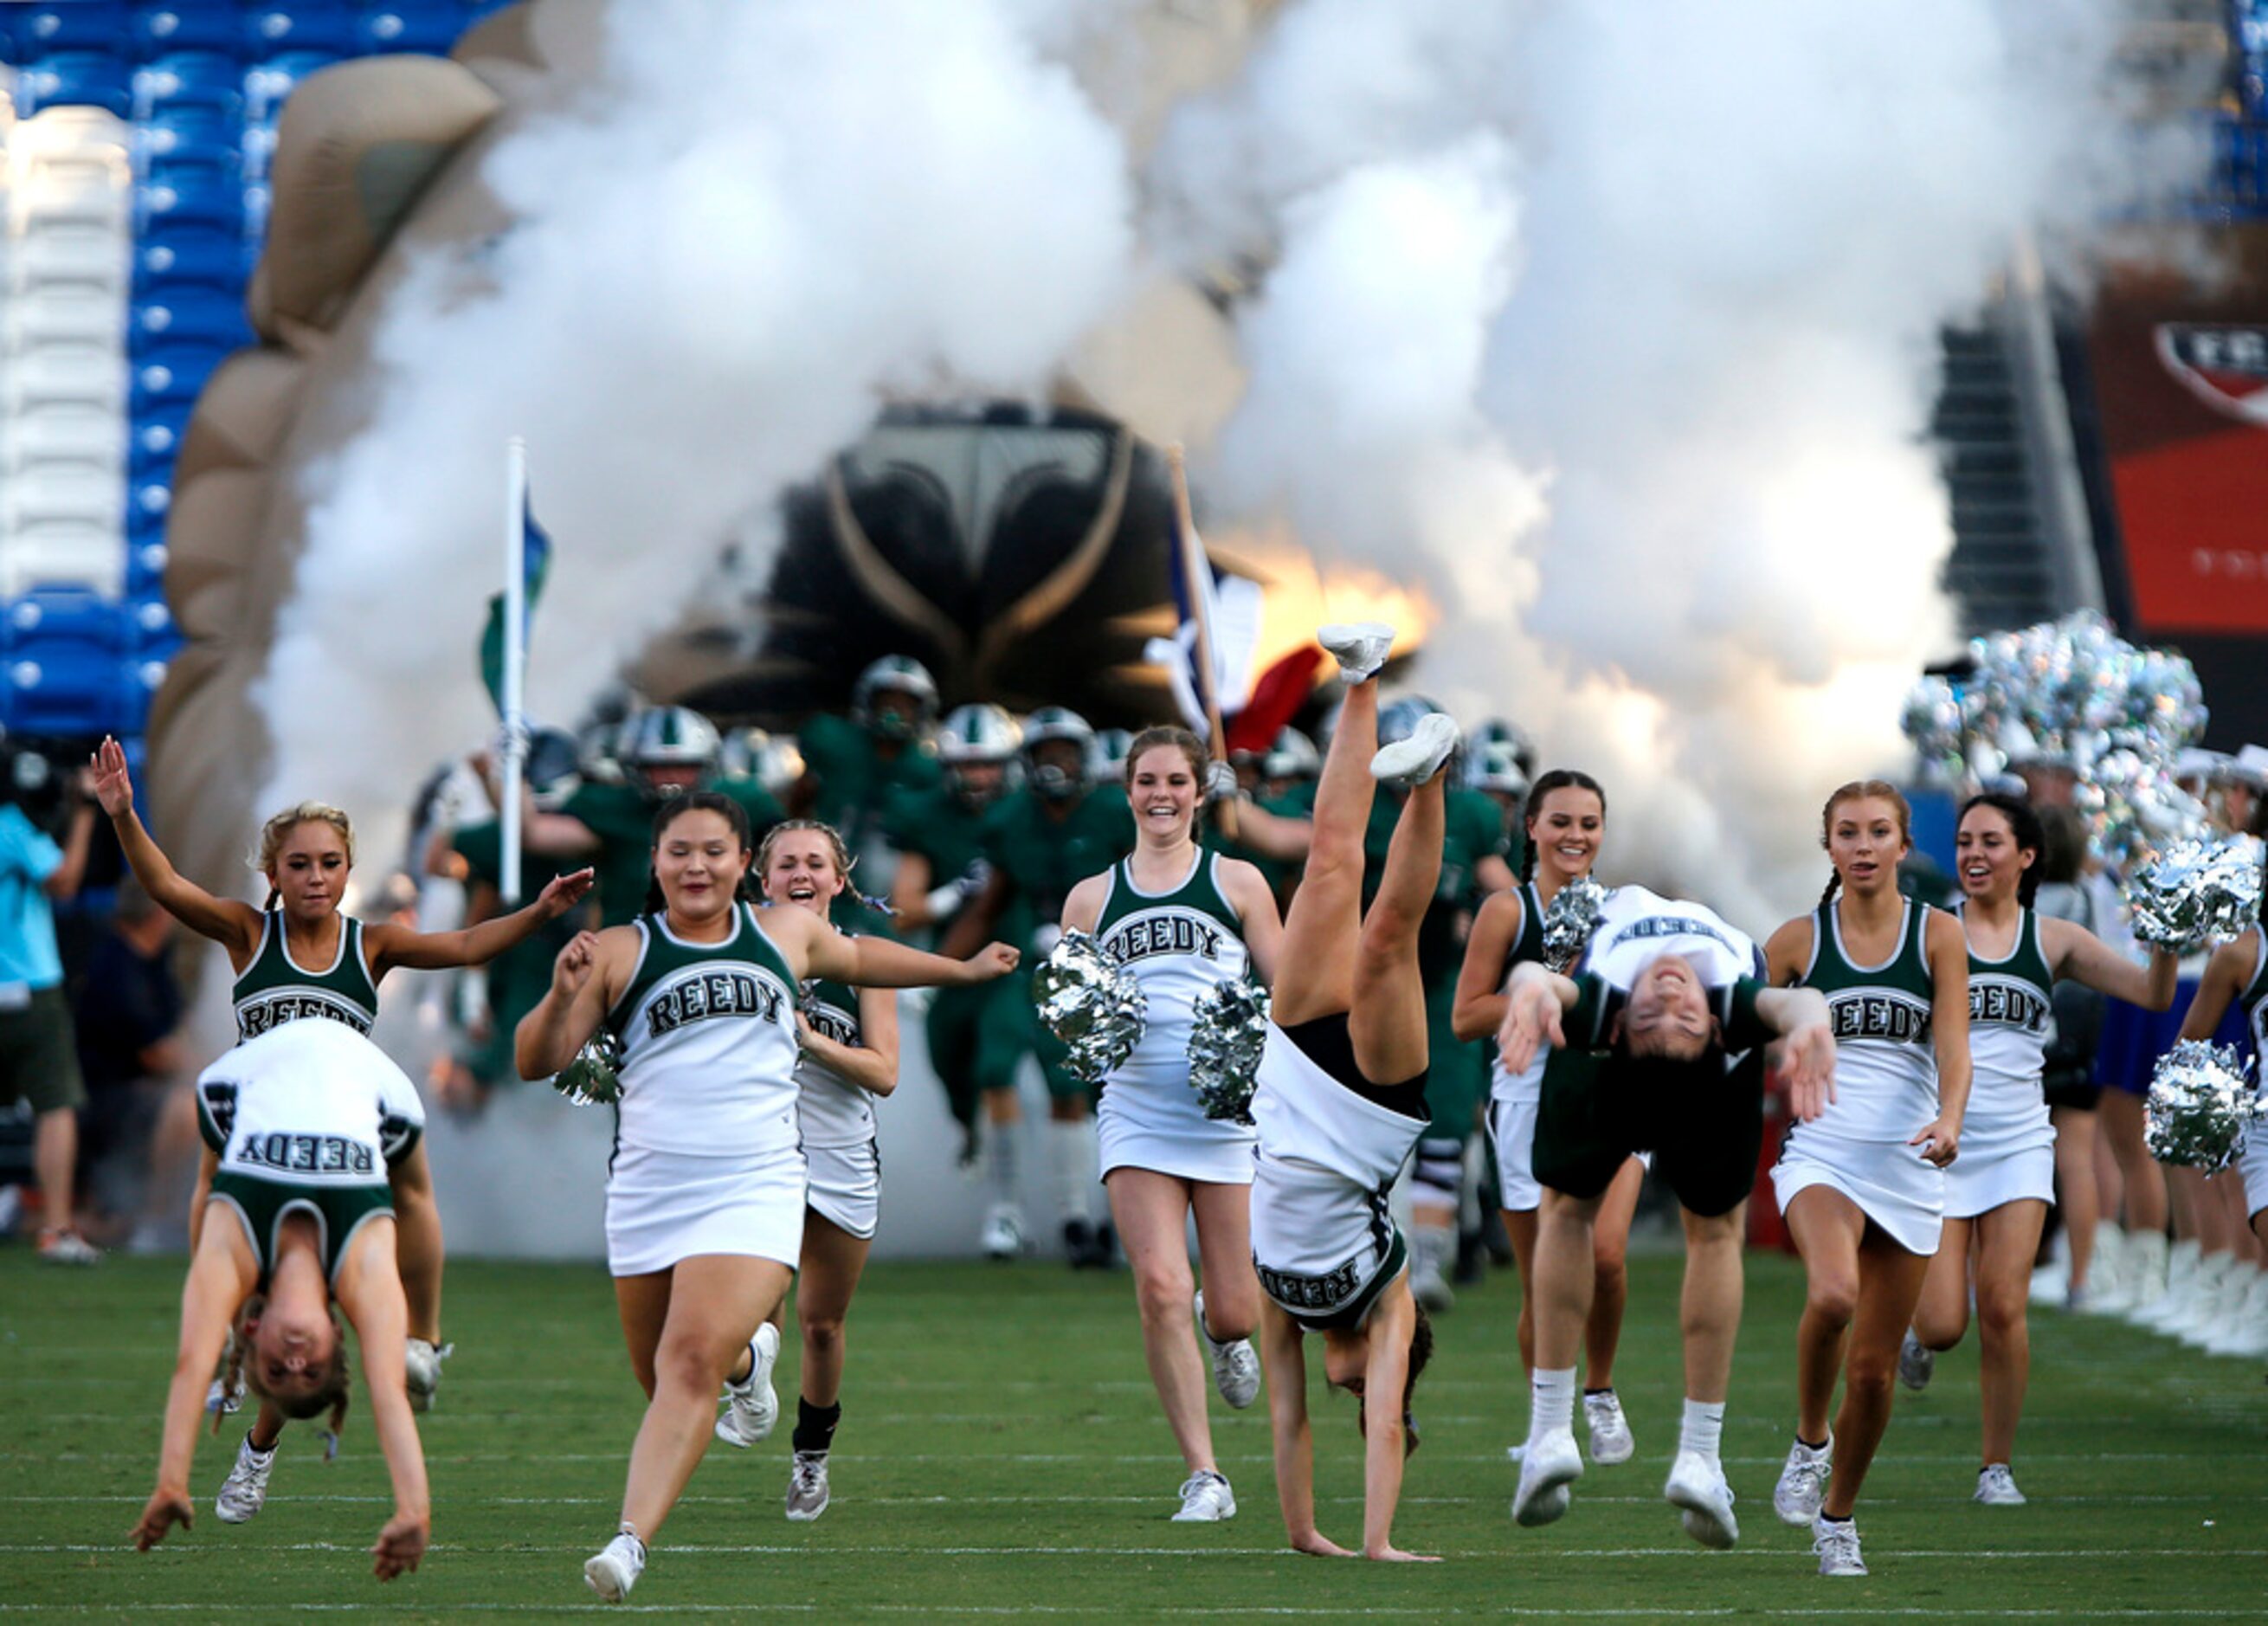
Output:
top-left (3, 1245), bottom-right (2265, 1622)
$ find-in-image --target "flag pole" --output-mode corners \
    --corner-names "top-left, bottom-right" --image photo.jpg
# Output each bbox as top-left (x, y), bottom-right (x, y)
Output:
top-left (1165, 442), bottom-right (1239, 842)
top-left (500, 436), bottom-right (530, 906)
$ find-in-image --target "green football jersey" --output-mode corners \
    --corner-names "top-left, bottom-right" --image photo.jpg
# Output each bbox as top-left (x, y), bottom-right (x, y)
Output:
top-left (801, 711), bottom-right (944, 860)
top-left (563, 778), bottom-right (783, 927)
top-left (980, 785), bottom-right (1136, 952)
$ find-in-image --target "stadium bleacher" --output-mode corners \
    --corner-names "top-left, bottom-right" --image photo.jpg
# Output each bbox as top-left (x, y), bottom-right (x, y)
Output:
top-left (0, 1), bottom-right (512, 739)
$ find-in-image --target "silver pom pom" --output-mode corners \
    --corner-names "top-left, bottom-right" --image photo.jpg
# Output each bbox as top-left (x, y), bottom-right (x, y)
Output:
top-left (2128, 837), bottom-right (2266, 952)
top-left (1033, 929), bottom-right (1147, 1084)
top-left (1188, 978), bottom-right (1272, 1123)
top-left (1541, 877), bottom-right (1612, 973)
top-left (554, 1030), bottom-right (623, 1107)
top-left (2145, 1040), bottom-right (2265, 1173)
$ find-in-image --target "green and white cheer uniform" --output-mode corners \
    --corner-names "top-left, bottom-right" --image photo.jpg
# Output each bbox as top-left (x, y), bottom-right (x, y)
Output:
top-left (602, 903), bottom-right (808, 1275)
top-left (1946, 904), bottom-right (2057, 1219)
top-left (795, 960), bottom-right (882, 1242)
top-left (1485, 881), bottom-right (1551, 1211)
top-left (1771, 898), bottom-right (1945, 1255)
top-left (232, 913), bottom-right (378, 1042)
top-left (1249, 1015), bottom-right (1428, 1332)
top-left (1091, 852), bottom-right (1254, 1185)
top-left (2231, 928), bottom-right (2268, 1223)
top-left (196, 1021), bottom-right (423, 1285)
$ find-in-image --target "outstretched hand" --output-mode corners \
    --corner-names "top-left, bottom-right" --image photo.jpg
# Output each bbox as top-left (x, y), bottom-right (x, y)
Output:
top-left (1780, 1023), bottom-right (1839, 1122)
top-left (370, 1509), bottom-right (428, 1580)
top-left (965, 942), bottom-right (1021, 983)
top-left (89, 736), bottom-right (135, 818)
top-left (131, 1487), bottom-right (193, 1552)
top-left (1496, 980), bottom-right (1564, 1074)
top-left (535, 868), bottom-right (596, 919)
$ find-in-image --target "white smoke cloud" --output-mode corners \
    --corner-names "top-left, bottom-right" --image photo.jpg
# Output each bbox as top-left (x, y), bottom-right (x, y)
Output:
top-left (1153, 0), bottom-right (2204, 924)
top-left (257, 0), bottom-right (1133, 829)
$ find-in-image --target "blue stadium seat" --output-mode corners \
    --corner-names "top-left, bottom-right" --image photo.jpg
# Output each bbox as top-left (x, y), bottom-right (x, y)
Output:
top-left (136, 226), bottom-right (248, 290)
top-left (130, 345), bottom-right (229, 413)
top-left (17, 52), bottom-right (134, 118)
top-left (244, 51), bottom-right (340, 123)
top-left (135, 102), bottom-right (242, 165)
top-left (358, 2), bottom-right (466, 54)
top-left (137, 167), bottom-right (246, 234)
top-left (4, 592), bottom-right (132, 654)
top-left (130, 410), bottom-right (191, 475)
top-left (246, 3), bottom-right (358, 56)
top-left (132, 52), bottom-right (246, 119)
top-left (126, 595), bottom-right (180, 654)
top-left (132, 289), bottom-right (252, 352)
top-left (126, 542), bottom-right (170, 597)
top-left (15, 3), bottom-right (131, 53)
top-left (2, 650), bottom-right (146, 736)
top-left (130, 476), bottom-right (173, 531)
top-left (132, 3), bottom-right (245, 58)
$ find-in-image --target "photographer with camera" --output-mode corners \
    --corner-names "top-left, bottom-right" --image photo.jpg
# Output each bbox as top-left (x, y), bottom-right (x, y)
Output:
top-left (0, 738), bottom-right (100, 1262)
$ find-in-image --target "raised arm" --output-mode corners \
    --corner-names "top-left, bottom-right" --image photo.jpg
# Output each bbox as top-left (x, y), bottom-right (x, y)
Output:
top-left (1218, 798), bottom-right (1311, 863)
top-left (335, 1222), bottom-right (428, 1580)
top-left (799, 984), bottom-right (902, 1098)
top-left (513, 928), bottom-right (629, 1079)
top-left (90, 737), bottom-right (261, 960)
top-left (367, 868), bottom-right (595, 977)
top-left (2043, 916), bottom-right (2179, 1013)
top-left (1219, 857), bottom-right (1285, 988)
top-left (1496, 960), bottom-right (1578, 1074)
top-left (132, 1223), bottom-right (255, 1552)
top-left (1452, 889), bottom-right (1525, 1042)
top-left (1751, 984), bottom-right (1837, 1121)
top-left (1915, 909), bottom-right (1972, 1166)
top-left (789, 905), bottom-right (1018, 990)
top-left (2175, 929), bottom-right (2260, 1043)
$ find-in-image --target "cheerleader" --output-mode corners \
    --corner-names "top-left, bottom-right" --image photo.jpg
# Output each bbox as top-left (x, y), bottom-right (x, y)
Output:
top-left (1247, 623), bottom-right (1454, 1563)
top-left (514, 791), bottom-right (1015, 1602)
top-left (1060, 726), bottom-right (1284, 1523)
top-left (1765, 780), bottom-right (1972, 1578)
top-left (713, 820), bottom-right (903, 1524)
top-left (1452, 769), bottom-right (1644, 1463)
top-left (1902, 794), bottom-right (2175, 1504)
top-left (1498, 887), bottom-right (1836, 1548)
top-left (2166, 844), bottom-right (2268, 1356)
top-left (131, 1021), bottom-right (431, 1579)
top-left (89, 737), bottom-right (590, 1475)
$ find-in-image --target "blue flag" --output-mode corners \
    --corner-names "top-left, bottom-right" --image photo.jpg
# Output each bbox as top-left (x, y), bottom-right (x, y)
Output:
top-left (479, 498), bottom-right (551, 714)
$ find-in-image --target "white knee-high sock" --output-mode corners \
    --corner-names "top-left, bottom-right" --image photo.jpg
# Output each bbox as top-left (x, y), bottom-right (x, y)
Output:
top-left (1048, 1119), bottom-right (1095, 1225)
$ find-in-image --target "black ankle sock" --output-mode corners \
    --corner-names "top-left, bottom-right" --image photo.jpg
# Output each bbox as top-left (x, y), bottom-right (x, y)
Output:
top-left (1582, 1387), bottom-right (1614, 1398)
top-left (1819, 1512), bottom-right (1851, 1526)
top-left (1798, 1435), bottom-right (1828, 1451)
top-left (244, 1429), bottom-right (277, 1457)
top-left (793, 1398), bottom-right (841, 1456)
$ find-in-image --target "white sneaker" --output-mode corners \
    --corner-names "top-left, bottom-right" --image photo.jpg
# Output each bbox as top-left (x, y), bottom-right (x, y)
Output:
top-left (1813, 1513), bottom-right (1866, 1576)
top-left (2162, 1253), bottom-right (2233, 1343)
top-left (1318, 621), bottom-right (1395, 683)
top-left (2028, 1261), bottom-right (2068, 1307)
top-left (1773, 1434), bottom-right (1833, 1527)
top-left (786, 1451), bottom-right (831, 1522)
top-left (2119, 1230), bottom-right (2172, 1324)
top-left (1583, 1390), bottom-right (1634, 1465)
top-left (1511, 1428), bottom-right (1582, 1527)
top-left (1975, 1463), bottom-right (2026, 1506)
top-left (36, 1229), bottom-right (100, 1266)
top-left (1663, 1450), bottom-right (1739, 1549)
top-left (1171, 1469), bottom-right (1235, 1522)
top-left (403, 1339), bottom-right (453, 1414)
top-left (2135, 1238), bottom-right (2200, 1329)
top-left (1371, 713), bottom-right (1460, 789)
top-left (583, 1527), bottom-right (647, 1603)
top-left (1193, 1292), bottom-right (1260, 1410)
top-left (981, 1202), bottom-right (1026, 1261)
top-left (215, 1433), bottom-right (276, 1525)
top-left (714, 1325), bottom-right (780, 1448)
top-left (1897, 1329), bottom-right (1935, 1392)
top-left (2084, 1223), bottom-right (2134, 1314)
top-left (2182, 1260), bottom-right (2256, 1350)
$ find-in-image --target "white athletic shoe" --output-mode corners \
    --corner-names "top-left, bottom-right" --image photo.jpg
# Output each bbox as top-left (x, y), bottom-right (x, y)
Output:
top-left (1371, 713), bottom-right (1460, 790)
top-left (2183, 1261), bottom-right (2258, 1350)
top-left (1582, 1390), bottom-right (1634, 1465)
top-left (1812, 1513), bottom-right (1866, 1577)
top-left (1318, 621), bottom-right (1395, 683)
top-left (1663, 1450), bottom-right (1739, 1549)
top-left (714, 1325), bottom-right (780, 1448)
top-left (786, 1451), bottom-right (831, 1522)
top-left (583, 1527), bottom-right (647, 1603)
top-left (403, 1339), bottom-right (452, 1414)
top-left (1193, 1291), bottom-right (1260, 1410)
top-left (2084, 1223), bottom-right (2135, 1315)
top-left (1773, 1434), bottom-right (1833, 1527)
top-left (1975, 1463), bottom-right (2026, 1506)
top-left (1171, 1469), bottom-right (1236, 1522)
top-left (1511, 1428), bottom-right (1582, 1527)
top-left (2119, 1230), bottom-right (2173, 1325)
top-left (1897, 1329), bottom-right (1935, 1393)
top-left (981, 1202), bottom-right (1026, 1261)
top-left (36, 1228), bottom-right (100, 1266)
top-left (215, 1433), bottom-right (276, 1525)
top-left (2135, 1238), bottom-right (2200, 1330)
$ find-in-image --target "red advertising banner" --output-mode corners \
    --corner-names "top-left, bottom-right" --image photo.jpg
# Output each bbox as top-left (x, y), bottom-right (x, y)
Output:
top-left (2086, 228), bottom-right (2268, 636)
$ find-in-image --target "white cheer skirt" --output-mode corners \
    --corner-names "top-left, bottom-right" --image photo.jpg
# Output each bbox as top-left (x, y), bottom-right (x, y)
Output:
top-left (804, 1138), bottom-right (880, 1242)
top-left (1096, 1072), bottom-right (1256, 1186)
top-left (1772, 1126), bottom-right (1945, 1257)
top-left (606, 1143), bottom-right (807, 1276)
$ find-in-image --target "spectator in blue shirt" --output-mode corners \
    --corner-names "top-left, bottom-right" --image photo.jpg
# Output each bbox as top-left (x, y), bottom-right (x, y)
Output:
top-left (0, 767), bottom-right (99, 1262)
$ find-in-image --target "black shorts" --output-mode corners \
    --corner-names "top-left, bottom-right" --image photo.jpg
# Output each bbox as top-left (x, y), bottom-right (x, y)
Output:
top-left (1531, 1046), bottom-right (1763, 1218)
top-left (2041, 1076), bottom-right (2103, 1113)
top-left (0, 987), bottom-right (86, 1115)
